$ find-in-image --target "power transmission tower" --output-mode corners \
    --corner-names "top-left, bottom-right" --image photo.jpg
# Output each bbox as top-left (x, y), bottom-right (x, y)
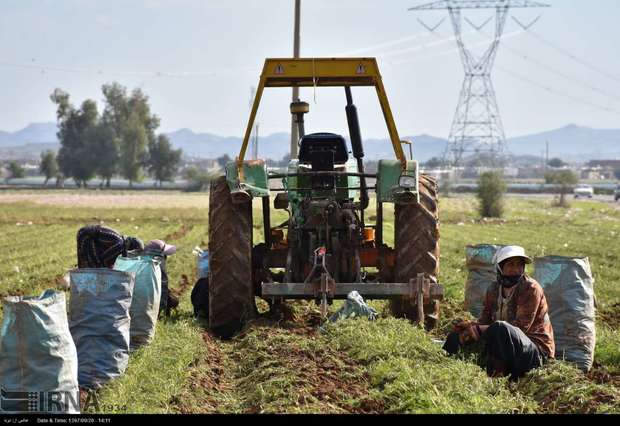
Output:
top-left (409, 0), bottom-right (549, 168)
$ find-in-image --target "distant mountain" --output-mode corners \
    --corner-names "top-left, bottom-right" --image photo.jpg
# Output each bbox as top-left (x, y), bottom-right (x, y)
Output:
top-left (164, 130), bottom-right (449, 163)
top-left (163, 126), bottom-right (620, 163)
top-left (2, 122), bottom-right (620, 163)
top-left (0, 122), bottom-right (57, 147)
top-left (0, 143), bottom-right (59, 161)
top-left (506, 124), bottom-right (620, 161)
top-left (165, 129), bottom-right (292, 160)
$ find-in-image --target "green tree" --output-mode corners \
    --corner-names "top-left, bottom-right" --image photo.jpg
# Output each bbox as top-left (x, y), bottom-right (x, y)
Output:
top-left (101, 83), bottom-right (160, 187)
top-left (72, 99), bottom-right (100, 187)
top-left (216, 154), bottom-right (232, 169)
top-left (101, 83), bottom-right (130, 136)
top-left (547, 158), bottom-right (567, 168)
top-left (120, 112), bottom-right (149, 187)
top-left (477, 171), bottom-right (506, 218)
top-left (127, 88), bottom-right (160, 143)
top-left (50, 88), bottom-right (73, 181)
top-left (39, 150), bottom-right (58, 186)
top-left (91, 122), bottom-right (118, 188)
top-left (102, 83), bottom-right (159, 142)
top-left (147, 135), bottom-right (183, 187)
top-left (277, 153), bottom-right (291, 168)
top-left (51, 89), bottom-right (100, 187)
top-left (439, 176), bottom-right (453, 198)
top-left (5, 161), bottom-right (25, 183)
top-left (545, 170), bottom-right (578, 208)
top-left (184, 166), bottom-right (213, 192)
top-left (424, 157), bottom-right (443, 169)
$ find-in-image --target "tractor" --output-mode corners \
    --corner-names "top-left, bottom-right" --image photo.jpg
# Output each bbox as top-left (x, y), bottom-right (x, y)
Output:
top-left (208, 58), bottom-right (442, 339)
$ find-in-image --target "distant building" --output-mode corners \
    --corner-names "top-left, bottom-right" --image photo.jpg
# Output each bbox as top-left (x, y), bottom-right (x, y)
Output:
top-left (503, 167), bottom-right (519, 178)
top-left (420, 168), bottom-right (456, 181)
top-left (517, 167), bottom-right (545, 179)
top-left (587, 160), bottom-right (620, 169)
top-left (582, 160), bottom-right (620, 179)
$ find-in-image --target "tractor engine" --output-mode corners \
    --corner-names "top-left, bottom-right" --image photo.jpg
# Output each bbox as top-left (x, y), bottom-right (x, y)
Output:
top-left (287, 133), bottom-right (364, 284)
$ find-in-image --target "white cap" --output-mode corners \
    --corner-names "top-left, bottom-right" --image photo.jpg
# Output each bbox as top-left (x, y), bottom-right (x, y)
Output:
top-left (493, 245), bottom-right (532, 272)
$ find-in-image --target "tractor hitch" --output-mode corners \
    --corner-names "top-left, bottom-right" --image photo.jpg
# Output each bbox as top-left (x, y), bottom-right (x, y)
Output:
top-left (262, 273), bottom-right (444, 321)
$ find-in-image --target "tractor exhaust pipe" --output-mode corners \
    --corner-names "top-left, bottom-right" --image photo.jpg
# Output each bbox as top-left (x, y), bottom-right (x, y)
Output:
top-left (345, 87), bottom-right (369, 211)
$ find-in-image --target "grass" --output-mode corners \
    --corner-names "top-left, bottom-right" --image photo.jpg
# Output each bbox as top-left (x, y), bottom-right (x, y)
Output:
top-left (323, 318), bottom-right (537, 414)
top-left (595, 326), bottom-right (620, 374)
top-left (0, 190), bottom-right (618, 413)
top-left (94, 315), bottom-right (205, 414)
top-left (515, 361), bottom-right (620, 414)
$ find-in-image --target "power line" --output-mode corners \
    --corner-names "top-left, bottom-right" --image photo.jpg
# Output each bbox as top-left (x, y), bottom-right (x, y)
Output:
top-left (335, 31), bottom-right (433, 56)
top-left (473, 30), bottom-right (620, 104)
top-left (423, 30), bottom-right (620, 117)
top-left (331, 29), bottom-right (476, 59)
top-left (370, 30), bottom-right (477, 58)
top-left (495, 63), bottom-right (620, 116)
top-left (387, 29), bottom-right (524, 66)
top-left (0, 31), bottom-right (457, 80)
top-left (0, 60), bottom-right (258, 79)
top-left (525, 29), bottom-right (620, 86)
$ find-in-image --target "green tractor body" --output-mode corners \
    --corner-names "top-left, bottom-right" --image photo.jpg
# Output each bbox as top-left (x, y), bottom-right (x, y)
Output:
top-left (208, 58), bottom-right (442, 339)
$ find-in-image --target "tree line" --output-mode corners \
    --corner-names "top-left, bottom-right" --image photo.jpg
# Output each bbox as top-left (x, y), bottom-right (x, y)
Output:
top-left (43, 83), bottom-right (182, 188)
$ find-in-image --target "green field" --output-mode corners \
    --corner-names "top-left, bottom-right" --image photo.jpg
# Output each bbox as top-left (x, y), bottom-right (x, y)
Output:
top-left (0, 190), bottom-right (618, 414)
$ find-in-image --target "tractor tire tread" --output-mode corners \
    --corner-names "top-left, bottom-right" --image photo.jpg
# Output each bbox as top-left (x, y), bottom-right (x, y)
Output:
top-left (208, 176), bottom-right (255, 339)
top-left (391, 174), bottom-right (440, 324)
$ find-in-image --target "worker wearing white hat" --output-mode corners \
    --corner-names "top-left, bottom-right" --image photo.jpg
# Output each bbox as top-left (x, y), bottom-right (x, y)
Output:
top-left (444, 245), bottom-right (555, 380)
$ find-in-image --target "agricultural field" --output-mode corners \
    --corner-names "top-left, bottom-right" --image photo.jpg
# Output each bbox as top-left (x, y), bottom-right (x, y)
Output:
top-left (0, 189), bottom-right (619, 414)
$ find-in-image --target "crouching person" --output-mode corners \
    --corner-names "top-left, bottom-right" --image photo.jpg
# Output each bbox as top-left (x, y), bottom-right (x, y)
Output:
top-left (77, 225), bottom-right (144, 268)
top-left (143, 239), bottom-right (180, 317)
top-left (443, 245), bottom-right (555, 380)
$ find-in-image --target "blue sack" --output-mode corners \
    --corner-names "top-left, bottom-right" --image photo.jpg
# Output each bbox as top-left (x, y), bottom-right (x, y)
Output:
top-left (197, 250), bottom-right (209, 279)
top-left (0, 290), bottom-right (79, 414)
top-left (534, 256), bottom-right (596, 372)
top-left (114, 255), bottom-right (162, 350)
top-left (464, 244), bottom-right (506, 318)
top-left (69, 269), bottom-right (134, 390)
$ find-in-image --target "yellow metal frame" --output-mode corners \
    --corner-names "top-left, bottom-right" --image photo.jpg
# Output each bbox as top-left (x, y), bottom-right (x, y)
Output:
top-left (238, 58), bottom-right (407, 176)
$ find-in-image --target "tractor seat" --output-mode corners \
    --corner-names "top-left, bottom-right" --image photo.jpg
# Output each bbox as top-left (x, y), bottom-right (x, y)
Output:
top-left (298, 133), bottom-right (349, 165)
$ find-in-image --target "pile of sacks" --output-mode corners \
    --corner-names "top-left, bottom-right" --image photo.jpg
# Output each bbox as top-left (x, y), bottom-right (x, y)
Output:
top-left (0, 254), bottom-right (164, 414)
top-left (464, 244), bottom-right (597, 372)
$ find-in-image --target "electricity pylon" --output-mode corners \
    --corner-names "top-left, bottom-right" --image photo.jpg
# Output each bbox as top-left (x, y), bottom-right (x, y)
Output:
top-left (409, 0), bottom-right (549, 167)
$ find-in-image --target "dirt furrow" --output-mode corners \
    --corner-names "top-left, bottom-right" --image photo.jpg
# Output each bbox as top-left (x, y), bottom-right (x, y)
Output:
top-left (169, 304), bottom-right (383, 414)
top-left (169, 331), bottom-right (238, 413)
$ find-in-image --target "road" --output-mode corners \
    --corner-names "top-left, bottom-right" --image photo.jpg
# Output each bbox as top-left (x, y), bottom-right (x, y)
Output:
top-left (506, 193), bottom-right (620, 209)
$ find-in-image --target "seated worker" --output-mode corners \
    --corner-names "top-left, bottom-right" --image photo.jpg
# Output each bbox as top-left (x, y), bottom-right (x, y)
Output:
top-left (143, 239), bottom-right (179, 317)
top-left (77, 225), bottom-right (144, 269)
top-left (443, 245), bottom-right (555, 380)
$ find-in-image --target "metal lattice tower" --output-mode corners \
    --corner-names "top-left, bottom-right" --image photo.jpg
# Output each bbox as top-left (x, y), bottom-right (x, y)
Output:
top-left (409, 1), bottom-right (549, 167)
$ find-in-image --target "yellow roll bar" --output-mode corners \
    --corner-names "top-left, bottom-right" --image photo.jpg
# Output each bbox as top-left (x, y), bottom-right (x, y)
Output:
top-left (238, 58), bottom-right (407, 177)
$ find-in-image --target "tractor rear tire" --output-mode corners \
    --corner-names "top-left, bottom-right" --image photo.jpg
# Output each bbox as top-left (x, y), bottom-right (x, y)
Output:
top-left (391, 174), bottom-right (440, 329)
top-left (208, 176), bottom-right (255, 339)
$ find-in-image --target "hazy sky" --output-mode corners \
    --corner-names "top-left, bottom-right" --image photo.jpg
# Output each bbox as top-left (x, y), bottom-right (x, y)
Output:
top-left (1, 0), bottom-right (620, 140)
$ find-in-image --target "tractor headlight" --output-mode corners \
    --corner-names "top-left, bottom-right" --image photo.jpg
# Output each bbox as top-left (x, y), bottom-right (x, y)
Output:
top-left (399, 175), bottom-right (416, 189)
